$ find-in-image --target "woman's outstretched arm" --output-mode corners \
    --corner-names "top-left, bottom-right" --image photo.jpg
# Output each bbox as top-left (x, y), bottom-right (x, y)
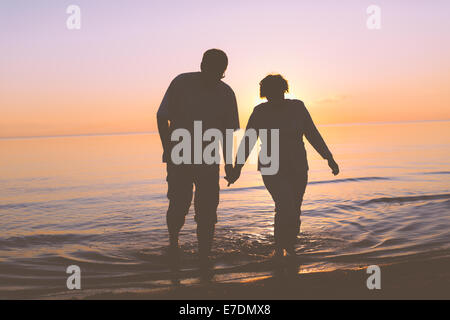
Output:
top-left (302, 103), bottom-right (339, 175)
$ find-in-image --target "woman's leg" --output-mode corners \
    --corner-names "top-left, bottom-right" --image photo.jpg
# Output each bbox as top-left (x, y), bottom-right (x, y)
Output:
top-left (262, 173), bottom-right (298, 253)
top-left (285, 170), bottom-right (308, 254)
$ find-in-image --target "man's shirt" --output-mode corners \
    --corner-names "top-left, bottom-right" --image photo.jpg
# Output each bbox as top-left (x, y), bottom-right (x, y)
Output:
top-left (158, 72), bottom-right (240, 163)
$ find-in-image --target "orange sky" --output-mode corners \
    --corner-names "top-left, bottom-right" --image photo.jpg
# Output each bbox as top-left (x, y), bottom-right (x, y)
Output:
top-left (1, 1), bottom-right (449, 138)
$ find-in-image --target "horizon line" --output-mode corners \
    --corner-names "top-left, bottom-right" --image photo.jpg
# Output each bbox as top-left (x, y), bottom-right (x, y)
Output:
top-left (0, 119), bottom-right (448, 141)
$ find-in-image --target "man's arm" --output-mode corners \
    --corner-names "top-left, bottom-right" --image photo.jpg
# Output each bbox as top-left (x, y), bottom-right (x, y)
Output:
top-left (222, 88), bottom-right (240, 180)
top-left (156, 82), bottom-right (174, 163)
top-left (157, 116), bottom-right (170, 163)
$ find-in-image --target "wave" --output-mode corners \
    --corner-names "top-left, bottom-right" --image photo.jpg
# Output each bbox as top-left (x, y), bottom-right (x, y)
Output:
top-left (223, 176), bottom-right (391, 193)
top-left (0, 233), bottom-right (97, 249)
top-left (0, 193), bottom-right (167, 211)
top-left (362, 193), bottom-right (450, 205)
top-left (417, 171), bottom-right (450, 175)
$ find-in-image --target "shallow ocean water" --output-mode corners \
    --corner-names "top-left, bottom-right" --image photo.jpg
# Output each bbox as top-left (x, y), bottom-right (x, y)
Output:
top-left (0, 121), bottom-right (449, 298)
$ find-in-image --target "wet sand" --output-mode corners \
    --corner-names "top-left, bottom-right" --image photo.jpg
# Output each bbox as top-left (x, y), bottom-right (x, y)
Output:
top-left (86, 257), bottom-right (450, 300)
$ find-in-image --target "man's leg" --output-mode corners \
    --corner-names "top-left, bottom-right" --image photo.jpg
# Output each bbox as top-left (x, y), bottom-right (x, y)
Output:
top-left (193, 165), bottom-right (220, 264)
top-left (196, 223), bottom-right (215, 261)
top-left (166, 164), bottom-right (193, 251)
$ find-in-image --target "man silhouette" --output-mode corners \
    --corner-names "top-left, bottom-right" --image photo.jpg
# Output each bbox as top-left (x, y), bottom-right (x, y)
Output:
top-left (157, 49), bottom-right (239, 267)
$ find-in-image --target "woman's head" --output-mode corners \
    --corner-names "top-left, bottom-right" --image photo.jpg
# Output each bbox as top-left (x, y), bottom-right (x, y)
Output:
top-left (259, 74), bottom-right (289, 101)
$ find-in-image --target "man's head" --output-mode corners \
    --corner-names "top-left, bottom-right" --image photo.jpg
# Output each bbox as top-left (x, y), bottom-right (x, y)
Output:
top-left (200, 49), bottom-right (228, 82)
top-left (259, 74), bottom-right (289, 101)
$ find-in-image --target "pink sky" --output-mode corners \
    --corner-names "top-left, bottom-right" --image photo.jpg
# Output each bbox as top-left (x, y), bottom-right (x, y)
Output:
top-left (1, 0), bottom-right (449, 137)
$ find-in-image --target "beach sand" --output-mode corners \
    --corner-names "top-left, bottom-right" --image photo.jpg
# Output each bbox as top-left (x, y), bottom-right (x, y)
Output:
top-left (85, 257), bottom-right (449, 300)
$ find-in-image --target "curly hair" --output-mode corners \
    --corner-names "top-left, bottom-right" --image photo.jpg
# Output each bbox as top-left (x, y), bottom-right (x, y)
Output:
top-left (259, 74), bottom-right (289, 99)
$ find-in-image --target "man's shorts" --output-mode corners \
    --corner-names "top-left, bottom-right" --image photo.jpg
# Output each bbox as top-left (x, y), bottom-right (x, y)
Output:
top-left (166, 164), bottom-right (220, 224)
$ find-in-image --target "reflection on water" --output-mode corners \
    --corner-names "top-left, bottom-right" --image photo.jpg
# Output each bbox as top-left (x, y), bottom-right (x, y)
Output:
top-left (0, 121), bottom-right (449, 298)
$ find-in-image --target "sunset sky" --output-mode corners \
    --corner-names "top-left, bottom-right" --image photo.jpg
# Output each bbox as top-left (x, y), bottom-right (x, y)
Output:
top-left (1, 0), bottom-right (449, 138)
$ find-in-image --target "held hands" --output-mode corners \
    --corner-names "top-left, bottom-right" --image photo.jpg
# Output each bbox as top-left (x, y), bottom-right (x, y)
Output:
top-left (224, 164), bottom-right (242, 187)
top-left (328, 157), bottom-right (340, 176)
top-left (224, 158), bottom-right (338, 186)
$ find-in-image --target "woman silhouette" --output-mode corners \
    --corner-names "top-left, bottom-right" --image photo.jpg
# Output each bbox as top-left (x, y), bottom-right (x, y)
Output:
top-left (226, 74), bottom-right (339, 258)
